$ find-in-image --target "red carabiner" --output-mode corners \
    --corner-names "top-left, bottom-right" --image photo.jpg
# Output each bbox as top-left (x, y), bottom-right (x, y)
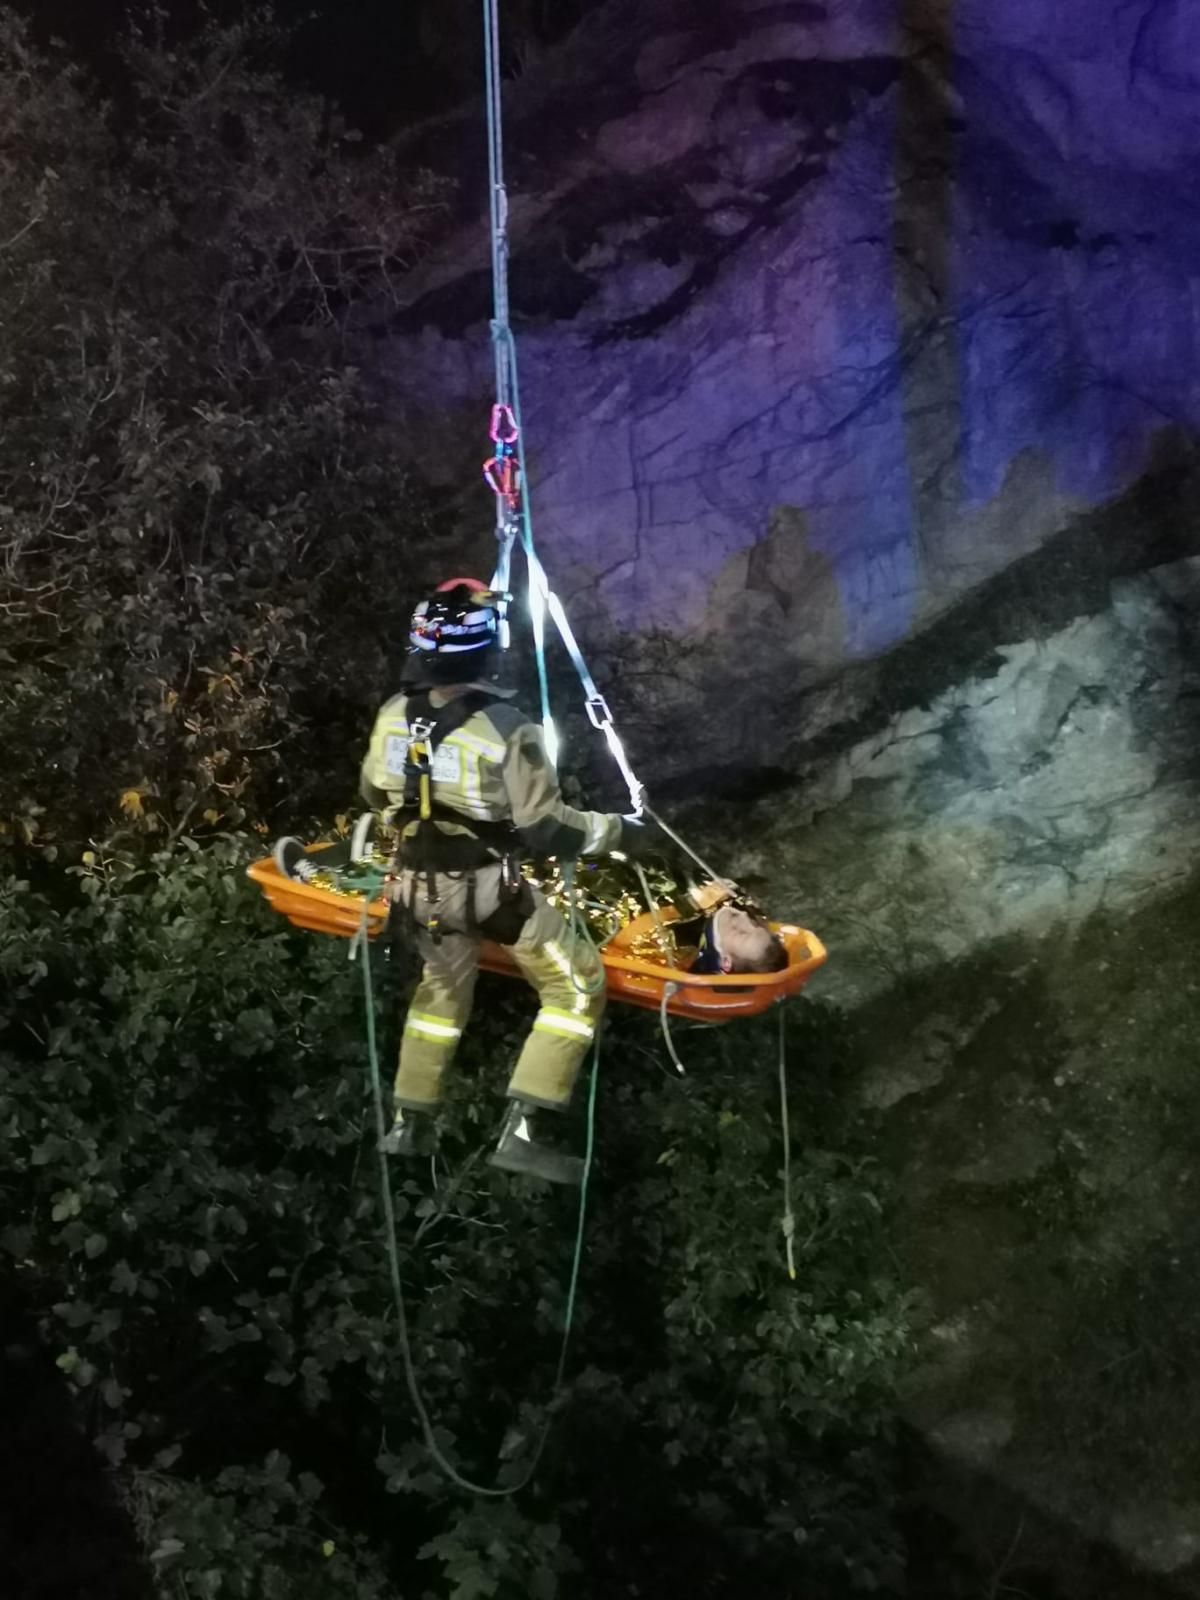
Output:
top-left (483, 453), bottom-right (521, 509)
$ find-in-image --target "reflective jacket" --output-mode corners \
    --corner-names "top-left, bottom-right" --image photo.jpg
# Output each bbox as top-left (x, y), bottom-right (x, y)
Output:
top-left (359, 683), bottom-right (623, 862)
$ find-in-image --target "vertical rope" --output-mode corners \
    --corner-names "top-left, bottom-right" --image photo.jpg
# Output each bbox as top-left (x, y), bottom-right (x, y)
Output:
top-left (357, 893), bottom-right (599, 1495)
top-left (501, 325), bottom-right (554, 739)
top-left (559, 858), bottom-right (609, 1000)
top-left (483, 0), bottom-right (519, 652)
top-left (657, 984), bottom-right (688, 1078)
top-left (483, 0), bottom-right (511, 414)
top-left (778, 1005), bottom-right (796, 1281)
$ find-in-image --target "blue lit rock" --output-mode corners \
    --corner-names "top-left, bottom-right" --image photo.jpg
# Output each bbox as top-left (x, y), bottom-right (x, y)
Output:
top-left (375, 0), bottom-right (1200, 761)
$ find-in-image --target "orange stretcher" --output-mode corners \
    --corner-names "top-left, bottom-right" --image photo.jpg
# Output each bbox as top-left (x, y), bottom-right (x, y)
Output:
top-left (246, 851), bottom-right (826, 1023)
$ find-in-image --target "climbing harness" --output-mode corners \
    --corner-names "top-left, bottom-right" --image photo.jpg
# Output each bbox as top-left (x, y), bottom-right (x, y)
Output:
top-left (395, 685), bottom-right (522, 945)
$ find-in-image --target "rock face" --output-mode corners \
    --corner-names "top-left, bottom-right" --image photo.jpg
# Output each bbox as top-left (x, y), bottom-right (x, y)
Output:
top-left (692, 553), bottom-right (1200, 1596)
top-left (372, 0), bottom-right (1200, 754)
top-left (715, 552), bottom-right (1200, 1005)
top-left (850, 806), bottom-right (1200, 1598)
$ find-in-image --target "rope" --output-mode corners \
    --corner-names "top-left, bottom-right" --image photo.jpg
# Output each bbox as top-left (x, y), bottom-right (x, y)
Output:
top-left (632, 860), bottom-right (668, 951)
top-left (777, 1006), bottom-right (796, 1281)
top-left (355, 893), bottom-right (600, 1496)
top-left (478, 0), bottom-right (641, 807)
top-left (558, 858), bottom-right (608, 1001)
top-left (482, 0), bottom-right (510, 413)
top-left (482, 0), bottom-right (519, 652)
top-left (628, 861), bottom-right (688, 1077)
top-left (480, 6), bottom-right (723, 861)
top-left (477, 0), bottom-right (723, 934)
top-left (643, 805), bottom-right (722, 885)
top-left (657, 984), bottom-right (687, 1078)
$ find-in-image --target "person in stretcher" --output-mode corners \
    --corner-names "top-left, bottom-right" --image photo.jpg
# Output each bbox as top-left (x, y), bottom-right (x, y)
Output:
top-left (531, 854), bottom-right (788, 976)
top-left (273, 835), bottom-right (787, 978)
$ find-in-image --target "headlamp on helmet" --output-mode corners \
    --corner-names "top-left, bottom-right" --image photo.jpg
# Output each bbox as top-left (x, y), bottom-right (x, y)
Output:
top-left (408, 577), bottom-right (509, 656)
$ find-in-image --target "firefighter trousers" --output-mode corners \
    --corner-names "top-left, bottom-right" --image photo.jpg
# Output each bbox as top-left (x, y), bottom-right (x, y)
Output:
top-left (392, 864), bottom-right (605, 1113)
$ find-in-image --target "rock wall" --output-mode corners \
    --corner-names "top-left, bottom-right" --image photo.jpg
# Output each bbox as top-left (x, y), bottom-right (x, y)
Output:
top-left (711, 551), bottom-right (1200, 1005)
top-left (371, 0), bottom-right (1200, 762)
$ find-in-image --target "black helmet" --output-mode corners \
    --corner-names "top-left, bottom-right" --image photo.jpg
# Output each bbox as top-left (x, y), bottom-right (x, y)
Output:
top-left (407, 577), bottom-right (503, 681)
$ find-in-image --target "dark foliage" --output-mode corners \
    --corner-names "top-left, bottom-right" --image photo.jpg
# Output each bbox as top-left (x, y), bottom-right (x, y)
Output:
top-left (0, 8), bottom-right (452, 856)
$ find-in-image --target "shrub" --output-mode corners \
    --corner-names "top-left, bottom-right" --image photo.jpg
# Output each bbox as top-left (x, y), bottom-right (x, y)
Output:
top-left (0, 8), bottom-right (451, 855)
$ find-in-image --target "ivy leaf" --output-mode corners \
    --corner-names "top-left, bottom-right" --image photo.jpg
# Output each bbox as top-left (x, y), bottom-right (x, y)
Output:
top-left (50, 1190), bottom-right (81, 1222)
top-left (111, 1260), bottom-right (139, 1295)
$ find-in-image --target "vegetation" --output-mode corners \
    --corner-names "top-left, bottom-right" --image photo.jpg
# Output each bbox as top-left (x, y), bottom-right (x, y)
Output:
top-left (0, 11), bottom-right (912, 1597)
top-left (3, 844), bottom-right (910, 1595)
top-left (0, 6), bottom-right (451, 854)
top-left (857, 870), bottom-right (1200, 1594)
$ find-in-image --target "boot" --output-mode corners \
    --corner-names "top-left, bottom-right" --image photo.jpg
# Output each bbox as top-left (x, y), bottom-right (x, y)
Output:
top-left (489, 1100), bottom-right (584, 1187)
top-left (381, 1106), bottom-right (438, 1159)
top-left (274, 836), bottom-right (327, 885)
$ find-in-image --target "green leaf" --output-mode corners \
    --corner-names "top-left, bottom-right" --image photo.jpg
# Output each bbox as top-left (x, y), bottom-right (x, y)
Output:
top-left (50, 1189), bottom-right (81, 1223)
top-left (111, 1260), bottom-right (139, 1295)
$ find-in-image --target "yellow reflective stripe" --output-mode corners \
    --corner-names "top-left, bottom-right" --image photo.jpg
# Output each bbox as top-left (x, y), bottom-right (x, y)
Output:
top-left (406, 1021), bottom-right (461, 1043)
top-left (404, 1012), bottom-right (462, 1041)
top-left (458, 745), bottom-right (484, 814)
top-left (533, 1009), bottom-right (595, 1041)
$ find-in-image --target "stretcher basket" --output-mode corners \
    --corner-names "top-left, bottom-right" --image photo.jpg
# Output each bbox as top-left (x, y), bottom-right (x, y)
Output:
top-left (479, 907), bottom-right (825, 1020)
top-left (246, 852), bottom-right (826, 1023)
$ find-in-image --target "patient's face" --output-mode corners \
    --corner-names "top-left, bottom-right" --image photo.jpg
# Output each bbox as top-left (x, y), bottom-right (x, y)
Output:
top-left (716, 905), bottom-right (778, 973)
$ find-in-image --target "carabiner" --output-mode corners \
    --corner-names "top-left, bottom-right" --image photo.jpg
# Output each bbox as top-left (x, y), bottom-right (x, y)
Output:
top-left (489, 403), bottom-right (520, 445)
top-left (584, 695), bottom-right (613, 731)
